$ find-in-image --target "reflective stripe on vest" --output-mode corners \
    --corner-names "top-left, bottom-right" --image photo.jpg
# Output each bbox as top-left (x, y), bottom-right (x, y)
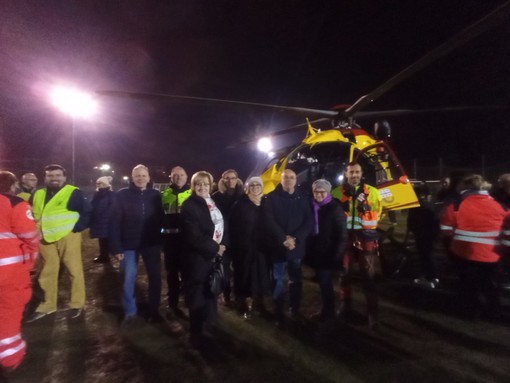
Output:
top-left (0, 334), bottom-right (21, 346)
top-left (454, 229), bottom-right (500, 237)
top-left (502, 240), bottom-right (510, 246)
top-left (0, 232), bottom-right (17, 239)
top-left (346, 216), bottom-right (362, 230)
top-left (0, 255), bottom-right (31, 266)
top-left (0, 340), bottom-right (25, 360)
top-left (453, 228), bottom-right (500, 245)
top-left (361, 219), bottom-right (378, 227)
top-left (33, 185), bottom-right (79, 242)
top-left (440, 225), bottom-right (453, 231)
top-left (503, 230), bottom-right (510, 236)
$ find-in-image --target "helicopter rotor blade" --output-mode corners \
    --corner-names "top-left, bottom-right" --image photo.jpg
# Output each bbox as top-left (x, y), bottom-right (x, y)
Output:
top-left (96, 90), bottom-right (339, 118)
top-left (356, 105), bottom-right (510, 119)
top-left (345, 1), bottom-right (510, 117)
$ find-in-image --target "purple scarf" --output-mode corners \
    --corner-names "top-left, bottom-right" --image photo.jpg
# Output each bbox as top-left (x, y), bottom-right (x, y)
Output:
top-left (312, 195), bottom-right (332, 234)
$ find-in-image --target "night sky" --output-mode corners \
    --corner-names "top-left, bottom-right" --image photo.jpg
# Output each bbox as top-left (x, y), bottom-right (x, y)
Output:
top-left (1, 0), bottom-right (510, 184)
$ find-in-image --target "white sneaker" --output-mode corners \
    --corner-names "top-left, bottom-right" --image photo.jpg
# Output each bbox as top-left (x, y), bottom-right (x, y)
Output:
top-left (413, 278), bottom-right (436, 289)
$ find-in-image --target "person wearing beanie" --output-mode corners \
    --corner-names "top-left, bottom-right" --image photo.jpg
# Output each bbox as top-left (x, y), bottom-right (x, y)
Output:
top-left (230, 176), bottom-right (270, 319)
top-left (308, 179), bottom-right (347, 321)
top-left (90, 176), bottom-right (115, 263)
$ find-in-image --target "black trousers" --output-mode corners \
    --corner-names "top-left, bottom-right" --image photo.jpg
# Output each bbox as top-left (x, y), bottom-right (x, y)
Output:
top-left (456, 258), bottom-right (499, 316)
top-left (163, 234), bottom-right (184, 308)
top-left (98, 238), bottom-right (110, 260)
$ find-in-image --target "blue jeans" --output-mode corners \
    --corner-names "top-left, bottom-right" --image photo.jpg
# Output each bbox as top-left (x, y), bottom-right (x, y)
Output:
top-left (120, 246), bottom-right (161, 316)
top-left (272, 258), bottom-right (302, 318)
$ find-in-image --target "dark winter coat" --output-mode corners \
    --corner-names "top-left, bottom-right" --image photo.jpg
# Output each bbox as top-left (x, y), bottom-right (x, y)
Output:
top-left (181, 193), bottom-right (228, 286)
top-left (211, 182), bottom-right (244, 218)
top-left (263, 184), bottom-right (313, 263)
top-left (230, 194), bottom-right (270, 297)
top-left (89, 188), bottom-right (116, 239)
top-left (110, 183), bottom-right (164, 254)
top-left (307, 199), bottom-right (348, 269)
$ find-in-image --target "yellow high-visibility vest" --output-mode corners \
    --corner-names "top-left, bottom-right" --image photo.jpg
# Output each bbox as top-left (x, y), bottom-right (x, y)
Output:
top-left (33, 185), bottom-right (79, 243)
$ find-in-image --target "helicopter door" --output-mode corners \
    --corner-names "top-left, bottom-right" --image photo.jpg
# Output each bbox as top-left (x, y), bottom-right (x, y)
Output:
top-left (354, 142), bottom-right (419, 211)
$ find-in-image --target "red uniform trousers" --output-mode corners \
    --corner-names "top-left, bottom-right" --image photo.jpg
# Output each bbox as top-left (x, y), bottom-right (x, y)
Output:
top-left (0, 270), bottom-right (32, 370)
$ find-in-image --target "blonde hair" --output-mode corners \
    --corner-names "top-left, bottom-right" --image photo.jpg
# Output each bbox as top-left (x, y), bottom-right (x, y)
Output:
top-left (191, 171), bottom-right (214, 188)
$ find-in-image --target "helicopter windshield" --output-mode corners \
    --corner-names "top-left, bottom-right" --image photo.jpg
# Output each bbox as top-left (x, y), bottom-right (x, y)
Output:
top-left (355, 143), bottom-right (405, 186)
top-left (285, 141), bottom-right (351, 192)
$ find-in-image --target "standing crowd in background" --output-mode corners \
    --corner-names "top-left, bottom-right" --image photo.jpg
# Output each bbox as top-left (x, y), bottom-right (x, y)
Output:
top-left (2, 161), bottom-right (510, 369)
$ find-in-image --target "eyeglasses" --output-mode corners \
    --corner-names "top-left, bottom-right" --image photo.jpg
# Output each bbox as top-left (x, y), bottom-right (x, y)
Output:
top-left (313, 190), bottom-right (327, 195)
top-left (249, 183), bottom-right (262, 187)
top-left (224, 177), bottom-right (237, 181)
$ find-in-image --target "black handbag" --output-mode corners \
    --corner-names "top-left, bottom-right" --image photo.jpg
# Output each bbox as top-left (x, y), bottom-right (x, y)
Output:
top-left (208, 255), bottom-right (225, 297)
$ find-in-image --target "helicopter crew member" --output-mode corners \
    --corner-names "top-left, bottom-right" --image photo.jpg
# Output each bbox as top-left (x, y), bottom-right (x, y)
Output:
top-left (212, 169), bottom-right (244, 303)
top-left (263, 169), bottom-right (313, 327)
top-left (161, 166), bottom-right (191, 314)
top-left (441, 174), bottom-right (506, 318)
top-left (0, 171), bottom-right (39, 371)
top-left (26, 164), bottom-right (91, 322)
top-left (331, 162), bottom-right (382, 328)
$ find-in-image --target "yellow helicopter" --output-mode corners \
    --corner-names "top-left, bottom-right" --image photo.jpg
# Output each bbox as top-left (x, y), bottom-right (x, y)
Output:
top-left (253, 117), bottom-right (417, 211)
top-left (96, 1), bottom-right (510, 212)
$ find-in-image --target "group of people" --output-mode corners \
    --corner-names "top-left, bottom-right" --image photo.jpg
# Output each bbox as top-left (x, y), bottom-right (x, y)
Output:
top-left (408, 172), bottom-right (510, 319)
top-left (3, 159), bottom-right (510, 369)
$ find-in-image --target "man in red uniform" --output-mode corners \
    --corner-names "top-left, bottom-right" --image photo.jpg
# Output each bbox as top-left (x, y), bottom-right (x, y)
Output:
top-left (0, 171), bottom-right (39, 371)
top-left (441, 174), bottom-right (506, 319)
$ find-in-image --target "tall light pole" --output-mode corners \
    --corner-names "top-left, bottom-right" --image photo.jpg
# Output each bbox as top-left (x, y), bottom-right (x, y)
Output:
top-left (50, 86), bottom-right (98, 183)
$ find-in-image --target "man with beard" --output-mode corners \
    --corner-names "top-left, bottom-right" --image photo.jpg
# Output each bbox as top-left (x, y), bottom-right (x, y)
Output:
top-left (332, 162), bottom-right (382, 329)
top-left (27, 164), bottom-right (91, 322)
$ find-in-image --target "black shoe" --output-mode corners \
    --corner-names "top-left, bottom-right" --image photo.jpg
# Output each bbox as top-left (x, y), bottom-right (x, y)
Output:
top-left (67, 308), bottom-right (83, 319)
top-left (93, 256), bottom-right (109, 264)
top-left (26, 310), bottom-right (56, 323)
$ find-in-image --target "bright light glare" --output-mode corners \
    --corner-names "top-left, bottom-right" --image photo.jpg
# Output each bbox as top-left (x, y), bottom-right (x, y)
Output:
top-left (337, 174), bottom-right (344, 183)
top-left (257, 137), bottom-right (273, 153)
top-left (50, 86), bottom-right (98, 118)
top-left (99, 164), bottom-right (111, 171)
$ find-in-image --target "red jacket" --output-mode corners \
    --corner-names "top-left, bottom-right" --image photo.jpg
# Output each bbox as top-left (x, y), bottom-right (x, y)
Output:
top-left (442, 191), bottom-right (505, 263)
top-left (0, 193), bottom-right (39, 282)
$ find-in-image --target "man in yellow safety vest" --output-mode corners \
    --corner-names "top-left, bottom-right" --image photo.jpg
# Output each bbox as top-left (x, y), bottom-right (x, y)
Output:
top-left (26, 164), bottom-right (91, 322)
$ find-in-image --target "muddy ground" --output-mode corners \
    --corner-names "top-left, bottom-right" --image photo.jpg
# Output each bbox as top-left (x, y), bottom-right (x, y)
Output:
top-left (3, 216), bottom-right (510, 383)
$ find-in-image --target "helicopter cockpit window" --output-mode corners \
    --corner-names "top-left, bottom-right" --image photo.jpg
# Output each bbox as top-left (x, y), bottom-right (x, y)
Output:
top-left (285, 142), bottom-right (351, 193)
top-left (355, 143), bottom-right (404, 187)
